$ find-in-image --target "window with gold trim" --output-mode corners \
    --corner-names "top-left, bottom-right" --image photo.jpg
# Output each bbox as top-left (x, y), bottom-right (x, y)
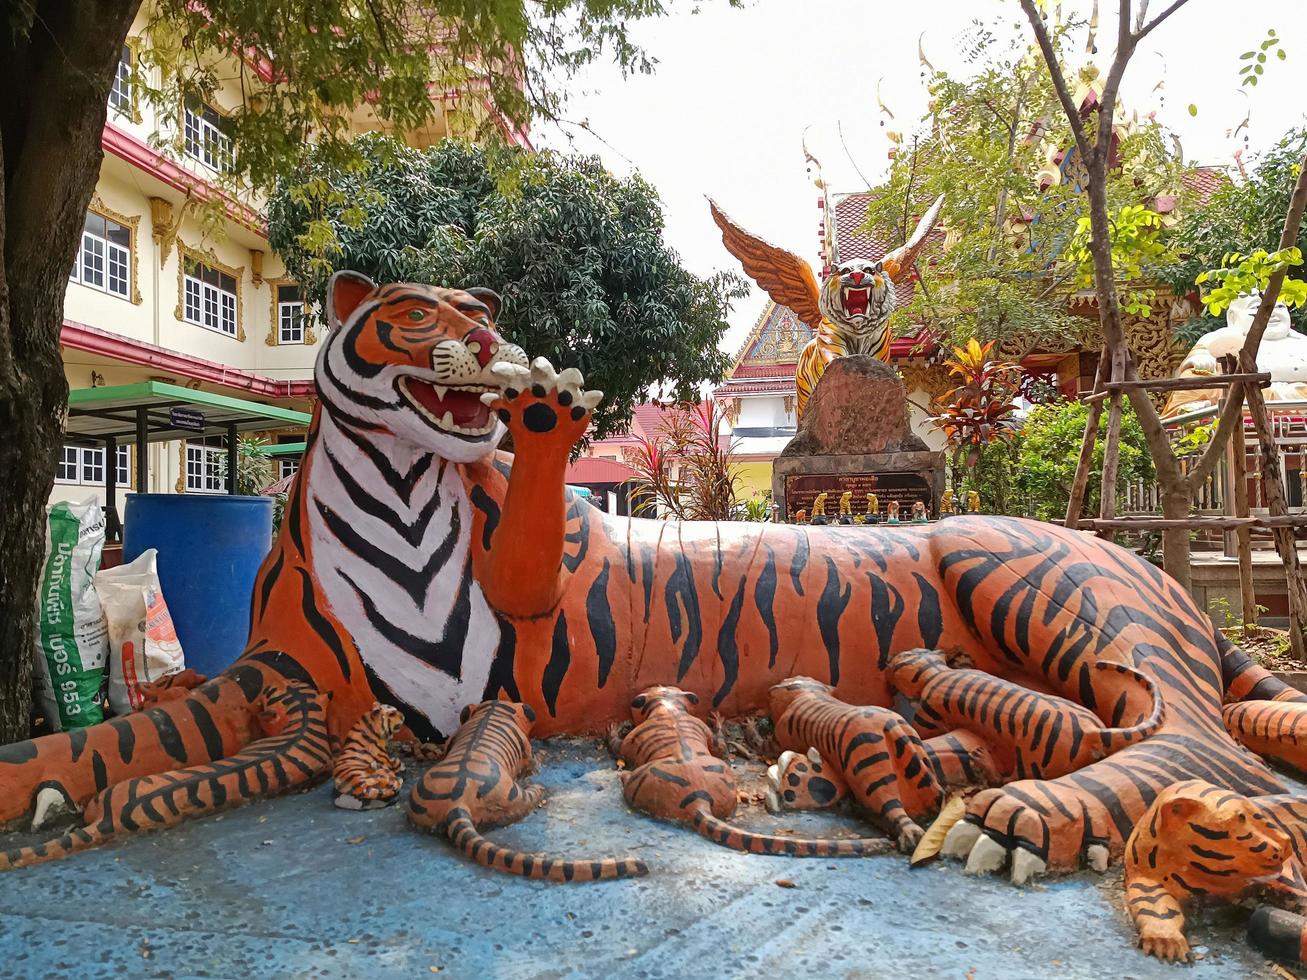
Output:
top-left (177, 245), bottom-right (244, 340)
top-left (108, 42), bottom-right (140, 122)
top-left (68, 200), bottom-right (141, 305)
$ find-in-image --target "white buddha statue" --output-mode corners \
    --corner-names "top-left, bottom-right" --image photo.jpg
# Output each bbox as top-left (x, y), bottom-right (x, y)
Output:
top-left (1162, 290), bottom-right (1307, 418)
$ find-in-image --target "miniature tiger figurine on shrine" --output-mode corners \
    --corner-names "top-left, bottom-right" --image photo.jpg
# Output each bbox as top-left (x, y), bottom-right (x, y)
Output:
top-left (612, 685), bottom-right (891, 858)
top-left (1124, 780), bottom-right (1307, 964)
top-left (8, 269), bottom-right (1307, 889)
top-left (408, 700), bottom-right (646, 881)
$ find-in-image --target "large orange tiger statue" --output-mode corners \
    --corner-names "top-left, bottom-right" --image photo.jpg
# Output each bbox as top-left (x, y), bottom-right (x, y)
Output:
top-left (709, 195), bottom-right (943, 417)
top-left (4, 270), bottom-right (1307, 885)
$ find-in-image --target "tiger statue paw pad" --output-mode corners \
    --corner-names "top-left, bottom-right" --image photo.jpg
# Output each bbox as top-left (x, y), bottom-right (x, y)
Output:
top-left (483, 357), bottom-right (601, 449)
top-left (765, 748), bottom-right (847, 813)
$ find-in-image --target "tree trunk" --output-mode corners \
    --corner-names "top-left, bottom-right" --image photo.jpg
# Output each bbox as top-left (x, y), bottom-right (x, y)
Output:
top-left (0, 1), bottom-right (142, 742)
top-left (1160, 487), bottom-right (1193, 590)
top-left (1065, 350), bottom-right (1107, 527)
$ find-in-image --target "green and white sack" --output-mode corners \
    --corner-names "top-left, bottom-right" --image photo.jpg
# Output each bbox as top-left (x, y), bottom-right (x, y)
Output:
top-left (33, 497), bottom-right (108, 730)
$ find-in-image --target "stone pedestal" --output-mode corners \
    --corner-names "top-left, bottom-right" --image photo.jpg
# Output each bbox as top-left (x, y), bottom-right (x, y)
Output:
top-left (771, 355), bottom-right (945, 521)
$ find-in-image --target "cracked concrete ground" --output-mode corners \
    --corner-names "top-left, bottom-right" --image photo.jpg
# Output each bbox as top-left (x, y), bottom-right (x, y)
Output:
top-left (0, 739), bottom-right (1286, 979)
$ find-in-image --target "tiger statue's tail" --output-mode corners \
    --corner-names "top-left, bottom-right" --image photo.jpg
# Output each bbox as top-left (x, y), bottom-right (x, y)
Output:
top-left (444, 808), bottom-right (648, 882)
top-left (1220, 635), bottom-right (1307, 704)
top-left (1092, 661), bottom-right (1168, 753)
top-left (1249, 906), bottom-right (1307, 965)
top-left (689, 808), bottom-right (894, 858)
top-left (0, 826), bottom-right (106, 870)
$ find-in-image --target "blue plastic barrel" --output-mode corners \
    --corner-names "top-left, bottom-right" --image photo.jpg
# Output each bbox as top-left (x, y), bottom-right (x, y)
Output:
top-left (123, 494), bottom-right (273, 678)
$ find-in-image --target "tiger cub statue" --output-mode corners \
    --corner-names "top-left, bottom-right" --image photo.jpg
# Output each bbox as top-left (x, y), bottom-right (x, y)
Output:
top-left (332, 703), bottom-right (405, 810)
top-left (764, 676), bottom-right (951, 851)
top-left (408, 700), bottom-right (646, 882)
top-left (612, 685), bottom-right (891, 858)
top-left (887, 648), bottom-right (1165, 782)
top-left (1125, 780), bottom-right (1307, 964)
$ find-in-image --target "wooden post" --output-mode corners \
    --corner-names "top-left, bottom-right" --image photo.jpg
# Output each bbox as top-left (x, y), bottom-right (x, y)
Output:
top-left (1242, 375), bottom-right (1307, 659)
top-left (1231, 405), bottom-right (1257, 626)
top-left (1065, 349), bottom-right (1107, 528)
top-left (1097, 350), bottom-right (1130, 540)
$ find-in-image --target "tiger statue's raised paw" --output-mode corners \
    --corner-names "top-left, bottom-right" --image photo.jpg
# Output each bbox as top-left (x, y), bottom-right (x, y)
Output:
top-left (483, 357), bottom-right (601, 458)
top-left (765, 748), bottom-right (848, 813)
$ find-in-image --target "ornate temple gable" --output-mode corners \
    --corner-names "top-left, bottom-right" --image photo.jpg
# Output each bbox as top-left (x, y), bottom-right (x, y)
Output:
top-left (723, 299), bottom-right (814, 381)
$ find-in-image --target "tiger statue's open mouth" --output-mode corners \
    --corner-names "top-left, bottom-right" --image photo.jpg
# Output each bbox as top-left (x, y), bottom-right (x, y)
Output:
top-left (397, 378), bottom-right (497, 438)
top-left (841, 285), bottom-right (871, 317)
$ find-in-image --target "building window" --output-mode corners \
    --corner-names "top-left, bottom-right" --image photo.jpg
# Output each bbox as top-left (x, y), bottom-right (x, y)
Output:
top-left (54, 445), bottom-right (130, 485)
top-left (70, 211), bottom-right (132, 300)
top-left (109, 45), bottom-right (133, 117)
top-left (185, 436), bottom-right (226, 493)
top-left (183, 101), bottom-right (234, 173)
top-left (277, 458), bottom-right (299, 481)
top-left (277, 284), bottom-right (306, 344)
top-left (183, 256), bottom-right (239, 337)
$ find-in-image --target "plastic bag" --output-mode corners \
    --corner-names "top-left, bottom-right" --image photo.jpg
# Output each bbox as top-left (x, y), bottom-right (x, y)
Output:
top-left (33, 497), bottom-right (109, 731)
top-left (95, 549), bottom-right (186, 714)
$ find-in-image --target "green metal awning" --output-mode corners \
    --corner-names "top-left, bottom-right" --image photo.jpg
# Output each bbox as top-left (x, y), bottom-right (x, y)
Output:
top-left (66, 381), bottom-right (310, 446)
top-left (64, 381), bottom-right (312, 539)
top-left (257, 441), bottom-right (307, 457)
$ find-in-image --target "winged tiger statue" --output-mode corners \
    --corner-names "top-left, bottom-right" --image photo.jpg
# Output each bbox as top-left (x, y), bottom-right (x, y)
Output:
top-left (709, 195), bottom-right (943, 418)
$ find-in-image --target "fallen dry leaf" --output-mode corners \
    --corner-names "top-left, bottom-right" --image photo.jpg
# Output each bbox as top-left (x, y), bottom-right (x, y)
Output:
top-left (774, 879), bottom-right (797, 889)
top-left (347, 836), bottom-right (366, 845)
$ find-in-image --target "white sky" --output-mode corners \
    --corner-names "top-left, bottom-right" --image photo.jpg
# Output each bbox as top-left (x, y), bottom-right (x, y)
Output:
top-left (535, 0), bottom-right (1307, 358)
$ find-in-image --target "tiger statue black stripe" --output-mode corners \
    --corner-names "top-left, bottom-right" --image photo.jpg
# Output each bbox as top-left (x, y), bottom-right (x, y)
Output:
top-left (1125, 779), bottom-right (1307, 965)
top-left (615, 685), bottom-right (892, 858)
top-left (888, 648), bottom-right (1166, 781)
top-left (1, 681), bottom-right (328, 869)
top-left (407, 700), bottom-right (646, 882)
top-left (332, 703), bottom-right (405, 810)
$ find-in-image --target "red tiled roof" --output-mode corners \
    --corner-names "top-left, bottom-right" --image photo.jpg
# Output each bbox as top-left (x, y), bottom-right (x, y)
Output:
top-left (565, 457), bottom-right (639, 485)
top-left (1183, 167), bottom-right (1228, 202)
top-left (730, 362), bottom-right (798, 379)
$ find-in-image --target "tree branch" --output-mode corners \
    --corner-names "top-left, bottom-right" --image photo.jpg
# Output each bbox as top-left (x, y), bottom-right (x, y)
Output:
top-left (1017, 0), bottom-right (1093, 164)
top-left (1238, 152), bottom-right (1307, 369)
top-left (1134, 0), bottom-right (1192, 44)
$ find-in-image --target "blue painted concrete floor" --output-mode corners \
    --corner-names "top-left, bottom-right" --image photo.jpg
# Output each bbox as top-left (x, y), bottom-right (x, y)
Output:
top-left (0, 739), bottom-right (1287, 979)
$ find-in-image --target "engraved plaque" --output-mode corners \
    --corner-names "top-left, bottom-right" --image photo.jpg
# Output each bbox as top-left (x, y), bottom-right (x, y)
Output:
top-left (784, 471), bottom-right (934, 520)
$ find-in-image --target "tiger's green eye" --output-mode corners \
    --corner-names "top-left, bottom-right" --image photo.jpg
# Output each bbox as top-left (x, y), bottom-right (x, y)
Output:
top-left (407, 309), bottom-right (425, 322)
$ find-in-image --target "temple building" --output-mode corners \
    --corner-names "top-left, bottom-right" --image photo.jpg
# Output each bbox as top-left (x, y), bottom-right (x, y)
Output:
top-left (52, 4), bottom-right (526, 518)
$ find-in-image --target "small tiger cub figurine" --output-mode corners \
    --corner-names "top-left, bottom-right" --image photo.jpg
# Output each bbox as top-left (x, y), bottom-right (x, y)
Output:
top-left (612, 685), bottom-right (891, 858)
top-left (1125, 780), bottom-right (1307, 964)
top-left (408, 700), bottom-right (647, 882)
top-left (765, 676), bottom-right (946, 851)
top-left (332, 703), bottom-right (405, 810)
top-left (888, 648), bottom-right (1165, 782)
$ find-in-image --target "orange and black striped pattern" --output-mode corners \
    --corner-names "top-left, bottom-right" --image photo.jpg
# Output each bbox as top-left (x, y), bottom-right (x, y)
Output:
top-left (1125, 780), bottom-right (1307, 963)
top-left (407, 700), bottom-right (646, 881)
top-left (616, 685), bottom-right (891, 858)
top-left (888, 648), bottom-right (1165, 782)
top-left (766, 676), bottom-right (945, 849)
top-left (332, 703), bottom-right (405, 810)
top-left (1, 681), bottom-right (329, 870)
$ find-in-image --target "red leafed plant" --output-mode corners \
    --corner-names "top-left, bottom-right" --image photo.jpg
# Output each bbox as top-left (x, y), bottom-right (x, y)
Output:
top-left (628, 398), bottom-right (740, 521)
top-left (930, 338), bottom-right (1023, 467)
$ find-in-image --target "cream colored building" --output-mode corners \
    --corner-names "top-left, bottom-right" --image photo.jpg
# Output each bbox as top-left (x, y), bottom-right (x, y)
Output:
top-left (53, 10), bottom-right (526, 515)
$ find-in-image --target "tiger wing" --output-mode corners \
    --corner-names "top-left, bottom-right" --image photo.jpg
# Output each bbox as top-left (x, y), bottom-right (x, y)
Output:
top-left (709, 199), bottom-right (823, 330)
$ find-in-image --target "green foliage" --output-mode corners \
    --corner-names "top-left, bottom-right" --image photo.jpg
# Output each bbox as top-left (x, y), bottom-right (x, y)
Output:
top-left (1239, 29), bottom-right (1287, 88)
top-left (1068, 204), bottom-right (1176, 316)
top-left (268, 135), bottom-right (743, 438)
top-left (859, 24), bottom-right (1186, 349)
top-left (1013, 399), bottom-right (1154, 521)
top-left (123, 0), bottom-right (712, 197)
top-left (1195, 247), bottom-right (1306, 315)
top-left (216, 435), bottom-right (273, 496)
top-left (1161, 127), bottom-right (1307, 335)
